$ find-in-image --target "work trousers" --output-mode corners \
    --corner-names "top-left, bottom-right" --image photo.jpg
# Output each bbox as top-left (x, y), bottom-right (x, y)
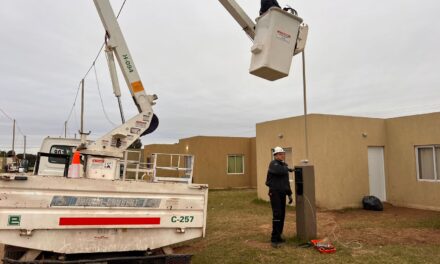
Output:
top-left (269, 189), bottom-right (287, 242)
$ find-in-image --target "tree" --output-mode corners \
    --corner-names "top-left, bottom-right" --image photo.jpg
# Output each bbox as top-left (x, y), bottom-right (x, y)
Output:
top-left (16, 153), bottom-right (37, 167)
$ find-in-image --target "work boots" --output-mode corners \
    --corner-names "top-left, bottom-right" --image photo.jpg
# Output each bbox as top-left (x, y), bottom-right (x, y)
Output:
top-left (271, 220), bottom-right (285, 247)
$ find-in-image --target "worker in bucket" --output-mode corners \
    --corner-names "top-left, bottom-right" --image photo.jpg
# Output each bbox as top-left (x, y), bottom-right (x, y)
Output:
top-left (260, 0), bottom-right (281, 15)
top-left (260, 0), bottom-right (298, 16)
top-left (266, 146), bottom-right (294, 248)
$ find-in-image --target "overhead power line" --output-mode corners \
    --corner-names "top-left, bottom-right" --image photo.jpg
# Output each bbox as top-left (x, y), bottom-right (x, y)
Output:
top-left (0, 107), bottom-right (25, 136)
top-left (93, 62), bottom-right (117, 127)
top-left (0, 107), bottom-right (14, 122)
top-left (64, 0), bottom-right (127, 129)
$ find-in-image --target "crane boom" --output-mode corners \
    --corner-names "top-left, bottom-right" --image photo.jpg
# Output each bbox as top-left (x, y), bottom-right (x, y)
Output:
top-left (80, 0), bottom-right (158, 159)
top-left (218, 0), bottom-right (256, 40)
top-left (93, 0), bottom-right (156, 113)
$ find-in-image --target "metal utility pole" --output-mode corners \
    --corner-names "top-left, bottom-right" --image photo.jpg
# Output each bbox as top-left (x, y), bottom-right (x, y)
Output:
top-left (79, 79), bottom-right (90, 145)
top-left (64, 121), bottom-right (67, 138)
top-left (80, 79), bottom-right (85, 138)
top-left (302, 51), bottom-right (309, 162)
top-left (12, 119), bottom-right (15, 155)
top-left (23, 135), bottom-right (26, 160)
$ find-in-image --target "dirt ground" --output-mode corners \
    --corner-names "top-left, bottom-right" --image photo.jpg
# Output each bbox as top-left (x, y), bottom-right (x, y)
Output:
top-left (311, 206), bottom-right (439, 248)
top-left (252, 203), bottom-right (440, 248)
top-left (173, 192), bottom-right (440, 263)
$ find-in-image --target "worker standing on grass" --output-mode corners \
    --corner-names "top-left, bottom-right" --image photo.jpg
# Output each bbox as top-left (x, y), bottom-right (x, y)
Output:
top-left (266, 147), bottom-right (294, 248)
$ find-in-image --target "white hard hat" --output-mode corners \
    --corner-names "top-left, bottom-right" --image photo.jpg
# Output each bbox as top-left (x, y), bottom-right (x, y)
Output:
top-left (273, 146), bottom-right (285, 155)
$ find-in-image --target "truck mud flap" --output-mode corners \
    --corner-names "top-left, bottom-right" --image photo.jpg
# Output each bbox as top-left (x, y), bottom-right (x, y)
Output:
top-left (2, 254), bottom-right (192, 264)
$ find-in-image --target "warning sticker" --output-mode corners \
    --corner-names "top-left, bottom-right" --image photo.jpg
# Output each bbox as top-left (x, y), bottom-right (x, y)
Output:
top-left (132, 81), bottom-right (144, 93)
top-left (130, 127), bottom-right (141, 134)
top-left (276, 30), bottom-right (292, 43)
top-left (90, 159), bottom-right (114, 170)
top-left (135, 121), bottom-right (147, 128)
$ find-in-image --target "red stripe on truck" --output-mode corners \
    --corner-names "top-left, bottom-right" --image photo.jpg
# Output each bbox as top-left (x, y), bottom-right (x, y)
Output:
top-left (59, 217), bottom-right (161, 226)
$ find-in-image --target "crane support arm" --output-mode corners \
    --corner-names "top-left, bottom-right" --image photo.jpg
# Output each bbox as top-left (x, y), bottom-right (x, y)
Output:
top-left (93, 0), bottom-right (156, 113)
top-left (218, 0), bottom-right (256, 40)
top-left (81, 0), bottom-right (158, 158)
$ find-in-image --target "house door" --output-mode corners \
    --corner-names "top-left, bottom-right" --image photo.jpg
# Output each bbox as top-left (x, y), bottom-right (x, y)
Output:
top-left (367, 147), bottom-right (386, 201)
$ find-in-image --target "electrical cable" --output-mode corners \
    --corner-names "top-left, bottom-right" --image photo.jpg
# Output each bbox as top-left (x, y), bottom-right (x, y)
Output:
top-left (0, 107), bottom-right (14, 122)
top-left (93, 62), bottom-right (117, 127)
top-left (302, 194), bottom-right (363, 250)
top-left (73, 103), bottom-right (79, 135)
top-left (64, 0), bottom-right (127, 129)
top-left (65, 82), bottom-right (81, 124)
top-left (0, 107), bottom-right (25, 136)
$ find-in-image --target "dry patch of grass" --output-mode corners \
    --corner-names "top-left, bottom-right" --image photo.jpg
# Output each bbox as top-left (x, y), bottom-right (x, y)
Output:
top-left (175, 189), bottom-right (440, 264)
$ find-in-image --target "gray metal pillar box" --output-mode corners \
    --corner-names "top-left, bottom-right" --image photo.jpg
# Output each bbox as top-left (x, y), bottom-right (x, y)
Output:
top-left (294, 164), bottom-right (317, 241)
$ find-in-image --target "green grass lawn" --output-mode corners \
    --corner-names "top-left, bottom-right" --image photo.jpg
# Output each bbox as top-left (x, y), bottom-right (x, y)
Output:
top-left (176, 189), bottom-right (440, 264)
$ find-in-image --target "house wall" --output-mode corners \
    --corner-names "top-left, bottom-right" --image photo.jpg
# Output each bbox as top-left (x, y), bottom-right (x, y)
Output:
top-left (144, 136), bottom-right (256, 189)
top-left (256, 114), bottom-right (386, 209)
top-left (385, 112), bottom-right (440, 210)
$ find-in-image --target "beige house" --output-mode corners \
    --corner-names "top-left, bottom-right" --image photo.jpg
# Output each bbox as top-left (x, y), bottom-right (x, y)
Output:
top-left (256, 112), bottom-right (440, 211)
top-left (144, 136), bottom-right (257, 189)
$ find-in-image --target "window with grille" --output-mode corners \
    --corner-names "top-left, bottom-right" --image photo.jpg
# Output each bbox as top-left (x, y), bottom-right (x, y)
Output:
top-left (227, 155), bottom-right (244, 174)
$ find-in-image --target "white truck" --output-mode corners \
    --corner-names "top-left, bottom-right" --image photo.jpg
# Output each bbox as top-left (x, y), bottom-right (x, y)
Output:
top-left (0, 1), bottom-right (307, 263)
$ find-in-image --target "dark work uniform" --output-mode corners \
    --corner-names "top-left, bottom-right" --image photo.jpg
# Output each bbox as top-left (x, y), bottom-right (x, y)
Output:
top-left (260, 0), bottom-right (281, 15)
top-left (266, 159), bottom-right (292, 243)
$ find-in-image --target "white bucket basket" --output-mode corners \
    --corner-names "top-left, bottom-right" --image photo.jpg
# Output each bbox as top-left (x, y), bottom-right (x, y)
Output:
top-left (250, 8), bottom-right (303, 81)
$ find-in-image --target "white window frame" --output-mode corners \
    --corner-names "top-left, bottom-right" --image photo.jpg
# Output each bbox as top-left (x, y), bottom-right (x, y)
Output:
top-left (227, 154), bottom-right (245, 175)
top-left (415, 145), bottom-right (440, 182)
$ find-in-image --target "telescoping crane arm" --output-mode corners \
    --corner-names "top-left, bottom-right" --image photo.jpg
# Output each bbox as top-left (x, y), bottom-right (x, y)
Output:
top-left (94, 0), bottom-right (156, 114)
top-left (218, 0), bottom-right (256, 40)
top-left (218, 0), bottom-right (308, 55)
top-left (84, 0), bottom-right (307, 158)
top-left (81, 0), bottom-right (159, 158)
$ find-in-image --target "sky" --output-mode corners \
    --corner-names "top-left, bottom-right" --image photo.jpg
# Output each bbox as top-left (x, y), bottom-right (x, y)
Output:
top-left (0, 0), bottom-right (439, 154)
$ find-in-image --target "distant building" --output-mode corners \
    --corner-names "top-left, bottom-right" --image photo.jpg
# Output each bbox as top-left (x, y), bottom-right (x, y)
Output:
top-left (0, 157), bottom-right (5, 173)
top-left (145, 112), bottom-right (440, 211)
top-left (256, 112), bottom-right (440, 211)
top-left (144, 136), bottom-right (257, 189)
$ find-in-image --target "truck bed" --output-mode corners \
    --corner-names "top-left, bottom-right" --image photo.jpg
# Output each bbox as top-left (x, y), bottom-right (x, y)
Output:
top-left (0, 175), bottom-right (208, 254)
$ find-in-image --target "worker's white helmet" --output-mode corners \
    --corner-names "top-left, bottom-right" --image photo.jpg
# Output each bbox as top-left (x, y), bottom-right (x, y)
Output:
top-left (273, 146), bottom-right (285, 155)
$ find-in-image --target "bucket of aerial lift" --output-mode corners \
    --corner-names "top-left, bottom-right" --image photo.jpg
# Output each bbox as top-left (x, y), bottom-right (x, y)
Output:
top-left (250, 8), bottom-right (303, 81)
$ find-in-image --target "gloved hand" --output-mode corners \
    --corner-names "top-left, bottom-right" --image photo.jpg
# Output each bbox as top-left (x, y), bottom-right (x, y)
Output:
top-left (288, 168), bottom-right (295, 172)
top-left (288, 195), bottom-right (293, 204)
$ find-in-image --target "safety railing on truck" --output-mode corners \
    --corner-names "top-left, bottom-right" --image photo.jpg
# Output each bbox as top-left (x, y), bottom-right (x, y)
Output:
top-left (121, 152), bottom-right (194, 184)
top-left (152, 153), bottom-right (194, 184)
